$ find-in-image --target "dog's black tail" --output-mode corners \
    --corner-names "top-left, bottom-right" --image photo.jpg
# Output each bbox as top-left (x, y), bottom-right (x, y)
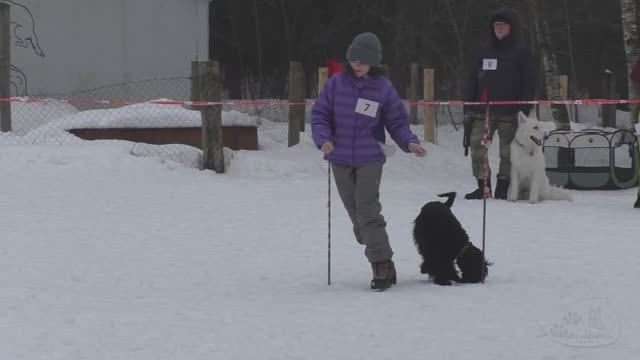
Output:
top-left (437, 192), bottom-right (456, 208)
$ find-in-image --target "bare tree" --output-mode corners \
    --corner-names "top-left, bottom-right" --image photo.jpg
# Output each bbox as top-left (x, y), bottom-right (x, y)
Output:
top-left (210, 0), bottom-right (640, 104)
top-left (562, 0), bottom-right (579, 97)
top-left (252, 0), bottom-right (264, 97)
top-left (443, 0), bottom-right (470, 97)
top-left (620, 0), bottom-right (640, 120)
top-left (278, 0), bottom-right (292, 60)
top-left (529, 0), bottom-right (569, 129)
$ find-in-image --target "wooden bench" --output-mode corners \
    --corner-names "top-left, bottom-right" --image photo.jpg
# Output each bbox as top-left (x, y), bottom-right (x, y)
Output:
top-left (68, 126), bottom-right (258, 150)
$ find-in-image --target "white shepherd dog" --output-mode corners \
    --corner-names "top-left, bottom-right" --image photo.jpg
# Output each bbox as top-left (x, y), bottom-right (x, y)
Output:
top-left (508, 111), bottom-right (572, 203)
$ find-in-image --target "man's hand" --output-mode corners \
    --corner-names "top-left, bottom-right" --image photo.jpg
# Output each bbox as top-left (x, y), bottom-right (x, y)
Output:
top-left (320, 141), bottom-right (334, 154)
top-left (408, 142), bottom-right (427, 157)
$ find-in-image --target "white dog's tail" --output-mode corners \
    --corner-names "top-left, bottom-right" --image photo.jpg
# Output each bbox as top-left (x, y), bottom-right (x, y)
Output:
top-left (543, 185), bottom-right (573, 201)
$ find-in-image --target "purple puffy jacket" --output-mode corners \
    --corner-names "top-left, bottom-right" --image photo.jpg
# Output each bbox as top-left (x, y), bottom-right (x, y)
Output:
top-left (311, 72), bottom-right (419, 166)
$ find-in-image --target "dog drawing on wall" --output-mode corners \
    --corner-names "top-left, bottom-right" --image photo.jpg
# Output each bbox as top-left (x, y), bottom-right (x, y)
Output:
top-left (2, 0), bottom-right (45, 57)
top-left (413, 192), bottom-right (490, 286)
top-left (10, 65), bottom-right (27, 96)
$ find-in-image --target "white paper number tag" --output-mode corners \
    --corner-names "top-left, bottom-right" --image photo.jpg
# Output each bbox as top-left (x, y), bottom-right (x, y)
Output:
top-left (355, 98), bottom-right (379, 118)
top-left (482, 58), bottom-right (498, 70)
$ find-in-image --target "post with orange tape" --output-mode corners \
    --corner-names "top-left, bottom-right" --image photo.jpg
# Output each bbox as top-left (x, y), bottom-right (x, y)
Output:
top-left (318, 67), bottom-right (328, 96)
top-left (423, 68), bottom-right (436, 143)
top-left (193, 60), bottom-right (224, 173)
top-left (288, 61), bottom-right (305, 146)
top-left (409, 63), bottom-right (420, 125)
top-left (602, 70), bottom-right (617, 128)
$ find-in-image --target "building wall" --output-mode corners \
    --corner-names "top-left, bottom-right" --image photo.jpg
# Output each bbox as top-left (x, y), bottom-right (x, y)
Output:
top-left (3, 0), bottom-right (208, 99)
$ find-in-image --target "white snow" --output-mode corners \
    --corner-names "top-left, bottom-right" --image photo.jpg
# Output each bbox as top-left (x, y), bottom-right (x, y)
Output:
top-left (7, 98), bottom-right (78, 136)
top-left (4, 99), bottom-right (260, 140)
top-left (28, 99), bottom-right (261, 131)
top-left (537, 104), bottom-right (635, 130)
top-left (1, 106), bottom-right (639, 360)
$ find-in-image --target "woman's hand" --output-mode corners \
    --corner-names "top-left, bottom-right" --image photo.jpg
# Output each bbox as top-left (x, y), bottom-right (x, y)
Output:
top-left (321, 141), bottom-right (334, 154)
top-left (408, 142), bottom-right (427, 157)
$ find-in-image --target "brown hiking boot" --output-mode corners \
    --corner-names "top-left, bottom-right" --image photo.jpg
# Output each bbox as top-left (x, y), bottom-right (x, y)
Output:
top-left (370, 260), bottom-right (397, 290)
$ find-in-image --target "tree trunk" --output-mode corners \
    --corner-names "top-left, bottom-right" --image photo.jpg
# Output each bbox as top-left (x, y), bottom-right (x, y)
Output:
top-left (563, 0), bottom-right (578, 97)
top-left (530, 0), bottom-right (569, 129)
top-left (0, 2), bottom-right (11, 132)
top-left (443, 0), bottom-right (466, 98)
top-left (620, 0), bottom-right (640, 123)
top-left (252, 0), bottom-right (264, 97)
top-left (563, 0), bottom-right (579, 122)
top-left (409, 63), bottom-right (419, 124)
top-left (392, 3), bottom-right (407, 96)
top-left (229, 13), bottom-right (246, 99)
top-left (278, 0), bottom-right (292, 60)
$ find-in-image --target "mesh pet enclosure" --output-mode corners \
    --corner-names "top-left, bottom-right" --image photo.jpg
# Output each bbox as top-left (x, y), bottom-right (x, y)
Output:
top-left (543, 129), bottom-right (639, 190)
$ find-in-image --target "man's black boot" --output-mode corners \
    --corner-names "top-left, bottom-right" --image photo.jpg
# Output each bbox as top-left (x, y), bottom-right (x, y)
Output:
top-left (465, 178), bottom-right (492, 200)
top-left (494, 179), bottom-right (510, 200)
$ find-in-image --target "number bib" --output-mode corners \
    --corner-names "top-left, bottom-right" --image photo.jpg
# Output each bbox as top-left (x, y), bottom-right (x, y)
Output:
top-left (482, 59), bottom-right (497, 70)
top-left (355, 98), bottom-right (379, 118)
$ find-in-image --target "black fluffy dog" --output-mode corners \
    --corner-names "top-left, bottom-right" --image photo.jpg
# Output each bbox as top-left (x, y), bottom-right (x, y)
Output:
top-left (413, 192), bottom-right (490, 285)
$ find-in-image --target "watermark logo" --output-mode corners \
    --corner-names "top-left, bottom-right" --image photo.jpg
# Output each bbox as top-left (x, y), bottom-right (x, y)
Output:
top-left (537, 297), bottom-right (620, 348)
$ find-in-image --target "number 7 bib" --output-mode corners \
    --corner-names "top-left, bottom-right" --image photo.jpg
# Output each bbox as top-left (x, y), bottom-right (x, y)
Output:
top-left (355, 98), bottom-right (379, 118)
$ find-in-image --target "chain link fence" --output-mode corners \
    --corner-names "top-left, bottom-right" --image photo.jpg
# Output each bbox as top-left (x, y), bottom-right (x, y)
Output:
top-left (0, 75), bottom-right (636, 169)
top-left (0, 76), bottom-right (293, 168)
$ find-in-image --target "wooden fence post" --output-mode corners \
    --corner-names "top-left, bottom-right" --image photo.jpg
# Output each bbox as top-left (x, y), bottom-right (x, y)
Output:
top-left (559, 74), bottom-right (573, 123)
top-left (559, 75), bottom-right (568, 99)
top-left (423, 68), bottom-right (436, 143)
top-left (602, 70), bottom-right (617, 128)
top-left (409, 62), bottom-right (419, 124)
top-left (318, 67), bottom-right (328, 94)
top-left (557, 75), bottom-right (571, 169)
top-left (0, 3), bottom-right (11, 132)
top-left (288, 61), bottom-right (305, 145)
top-left (192, 60), bottom-right (224, 173)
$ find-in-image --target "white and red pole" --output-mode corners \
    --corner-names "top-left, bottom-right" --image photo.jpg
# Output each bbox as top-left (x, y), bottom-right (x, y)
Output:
top-left (480, 89), bottom-right (491, 283)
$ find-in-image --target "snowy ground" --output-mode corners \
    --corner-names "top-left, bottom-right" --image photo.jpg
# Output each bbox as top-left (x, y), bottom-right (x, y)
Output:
top-left (1, 104), bottom-right (639, 360)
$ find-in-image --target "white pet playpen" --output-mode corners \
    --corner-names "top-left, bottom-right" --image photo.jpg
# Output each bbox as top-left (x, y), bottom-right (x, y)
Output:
top-left (543, 129), bottom-right (639, 190)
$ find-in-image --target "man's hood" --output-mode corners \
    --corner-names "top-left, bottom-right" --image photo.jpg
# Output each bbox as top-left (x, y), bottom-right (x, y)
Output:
top-left (489, 7), bottom-right (522, 47)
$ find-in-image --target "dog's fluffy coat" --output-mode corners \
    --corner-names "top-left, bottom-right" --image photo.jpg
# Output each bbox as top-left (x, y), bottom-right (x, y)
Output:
top-left (413, 192), bottom-right (489, 285)
top-left (508, 111), bottom-right (572, 203)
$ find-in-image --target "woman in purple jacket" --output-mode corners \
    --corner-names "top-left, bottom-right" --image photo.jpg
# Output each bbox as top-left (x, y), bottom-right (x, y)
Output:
top-left (311, 32), bottom-right (426, 290)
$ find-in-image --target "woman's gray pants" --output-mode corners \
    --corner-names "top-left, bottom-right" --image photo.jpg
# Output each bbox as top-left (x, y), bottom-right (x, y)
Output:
top-left (331, 162), bottom-right (392, 263)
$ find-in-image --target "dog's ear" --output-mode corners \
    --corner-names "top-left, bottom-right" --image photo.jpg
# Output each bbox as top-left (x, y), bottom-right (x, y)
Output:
top-left (517, 111), bottom-right (528, 125)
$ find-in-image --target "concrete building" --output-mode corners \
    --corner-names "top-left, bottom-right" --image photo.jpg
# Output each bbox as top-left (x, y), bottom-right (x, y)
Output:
top-left (2, 0), bottom-right (209, 100)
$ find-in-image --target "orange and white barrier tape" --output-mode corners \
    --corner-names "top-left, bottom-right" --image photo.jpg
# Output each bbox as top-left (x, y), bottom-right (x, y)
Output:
top-left (2, 97), bottom-right (640, 107)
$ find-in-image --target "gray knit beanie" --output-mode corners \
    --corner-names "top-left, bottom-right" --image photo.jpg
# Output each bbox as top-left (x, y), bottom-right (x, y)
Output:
top-left (346, 32), bottom-right (382, 66)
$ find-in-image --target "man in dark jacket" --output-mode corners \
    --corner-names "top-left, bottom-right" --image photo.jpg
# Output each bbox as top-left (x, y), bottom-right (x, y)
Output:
top-left (462, 7), bottom-right (537, 200)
